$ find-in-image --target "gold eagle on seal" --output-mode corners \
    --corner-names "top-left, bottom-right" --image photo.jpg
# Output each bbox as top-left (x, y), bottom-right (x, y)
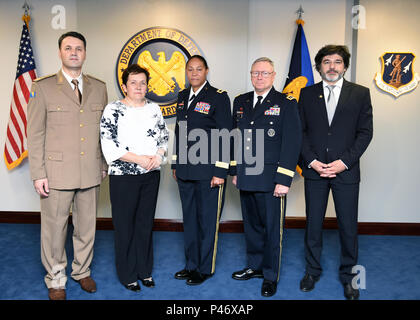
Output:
top-left (138, 51), bottom-right (186, 96)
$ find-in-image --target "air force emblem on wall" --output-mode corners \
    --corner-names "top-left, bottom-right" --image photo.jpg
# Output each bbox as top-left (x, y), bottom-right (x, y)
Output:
top-left (116, 27), bottom-right (202, 118)
top-left (375, 52), bottom-right (419, 98)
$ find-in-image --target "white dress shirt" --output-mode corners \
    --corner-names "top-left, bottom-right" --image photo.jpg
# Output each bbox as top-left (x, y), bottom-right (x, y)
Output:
top-left (322, 77), bottom-right (343, 114)
top-left (253, 88), bottom-right (271, 107)
top-left (188, 81), bottom-right (207, 108)
top-left (61, 69), bottom-right (83, 93)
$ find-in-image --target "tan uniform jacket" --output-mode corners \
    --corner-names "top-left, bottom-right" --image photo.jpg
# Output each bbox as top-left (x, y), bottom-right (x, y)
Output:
top-left (27, 70), bottom-right (108, 189)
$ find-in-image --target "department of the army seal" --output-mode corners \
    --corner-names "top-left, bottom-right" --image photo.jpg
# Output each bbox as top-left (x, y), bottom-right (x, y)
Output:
top-left (116, 27), bottom-right (202, 118)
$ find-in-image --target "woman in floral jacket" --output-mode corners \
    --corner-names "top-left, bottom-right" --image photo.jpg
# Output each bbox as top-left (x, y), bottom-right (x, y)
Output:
top-left (100, 64), bottom-right (169, 292)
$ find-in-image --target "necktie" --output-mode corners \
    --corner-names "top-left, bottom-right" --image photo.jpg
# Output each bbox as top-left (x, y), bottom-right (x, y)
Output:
top-left (71, 79), bottom-right (82, 104)
top-left (251, 95), bottom-right (263, 118)
top-left (254, 95), bottom-right (263, 109)
top-left (326, 85), bottom-right (336, 125)
top-left (188, 94), bottom-right (196, 108)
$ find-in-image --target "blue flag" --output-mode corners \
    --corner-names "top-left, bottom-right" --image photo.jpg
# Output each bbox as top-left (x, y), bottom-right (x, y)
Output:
top-left (282, 19), bottom-right (314, 102)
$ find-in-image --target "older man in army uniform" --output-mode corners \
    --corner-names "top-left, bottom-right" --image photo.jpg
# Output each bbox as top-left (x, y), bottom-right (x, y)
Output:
top-left (230, 57), bottom-right (302, 297)
top-left (27, 31), bottom-right (107, 300)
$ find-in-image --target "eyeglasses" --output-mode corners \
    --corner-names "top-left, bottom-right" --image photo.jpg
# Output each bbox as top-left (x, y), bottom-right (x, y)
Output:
top-left (250, 71), bottom-right (273, 78)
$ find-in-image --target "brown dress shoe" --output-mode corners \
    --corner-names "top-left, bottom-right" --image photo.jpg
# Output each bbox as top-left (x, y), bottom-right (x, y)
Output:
top-left (78, 276), bottom-right (97, 293)
top-left (48, 288), bottom-right (66, 300)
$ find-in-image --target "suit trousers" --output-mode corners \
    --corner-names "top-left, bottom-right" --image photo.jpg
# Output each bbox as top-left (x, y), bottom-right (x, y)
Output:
top-left (177, 178), bottom-right (225, 275)
top-left (40, 186), bottom-right (99, 289)
top-left (239, 190), bottom-right (286, 282)
top-left (109, 171), bottom-right (160, 285)
top-left (304, 178), bottom-right (359, 284)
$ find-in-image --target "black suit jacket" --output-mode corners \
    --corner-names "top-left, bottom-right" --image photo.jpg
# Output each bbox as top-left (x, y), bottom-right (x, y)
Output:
top-left (298, 79), bottom-right (373, 183)
top-left (231, 87), bottom-right (302, 192)
top-left (171, 81), bottom-right (232, 180)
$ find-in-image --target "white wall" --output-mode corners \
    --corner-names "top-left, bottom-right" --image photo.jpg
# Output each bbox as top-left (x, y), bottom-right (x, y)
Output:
top-left (0, 0), bottom-right (419, 222)
top-left (357, 0), bottom-right (420, 222)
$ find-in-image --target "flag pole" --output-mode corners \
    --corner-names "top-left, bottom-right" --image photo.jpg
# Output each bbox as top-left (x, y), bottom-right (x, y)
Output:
top-left (22, 0), bottom-right (31, 29)
top-left (3, 0), bottom-right (37, 170)
top-left (296, 5), bottom-right (304, 25)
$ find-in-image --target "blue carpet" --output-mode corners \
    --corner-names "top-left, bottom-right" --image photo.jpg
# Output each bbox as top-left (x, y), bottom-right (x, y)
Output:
top-left (0, 223), bottom-right (419, 300)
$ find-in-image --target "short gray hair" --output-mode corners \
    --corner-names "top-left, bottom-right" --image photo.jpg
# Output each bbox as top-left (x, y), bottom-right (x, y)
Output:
top-left (251, 57), bottom-right (275, 69)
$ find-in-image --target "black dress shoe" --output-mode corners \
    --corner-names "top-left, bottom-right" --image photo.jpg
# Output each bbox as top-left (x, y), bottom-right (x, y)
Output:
top-left (261, 279), bottom-right (277, 297)
top-left (124, 283), bottom-right (141, 292)
top-left (232, 268), bottom-right (264, 280)
top-left (175, 269), bottom-right (193, 280)
top-left (140, 277), bottom-right (155, 288)
top-left (300, 273), bottom-right (320, 292)
top-left (343, 283), bottom-right (360, 300)
top-left (186, 271), bottom-right (212, 286)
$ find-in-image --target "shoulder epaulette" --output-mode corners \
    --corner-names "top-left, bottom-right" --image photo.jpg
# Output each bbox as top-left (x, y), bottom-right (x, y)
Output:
top-left (217, 89), bottom-right (226, 94)
top-left (33, 74), bottom-right (55, 82)
top-left (86, 74), bottom-right (106, 84)
top-left (235, 92), bottom-right (250, 99)
top-left (286, 95), bottom-right (296, 101)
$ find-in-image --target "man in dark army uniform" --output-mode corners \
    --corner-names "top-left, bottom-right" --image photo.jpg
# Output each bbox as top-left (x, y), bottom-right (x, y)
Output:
top-left (230, 57), bottom-right (302, 297)
top-left (172, 55), bottom-right (232, 285)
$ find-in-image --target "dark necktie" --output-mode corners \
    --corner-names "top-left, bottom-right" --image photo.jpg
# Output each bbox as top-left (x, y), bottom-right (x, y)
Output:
top-left (188, 94), bottom-right (196, 108)
top-left (251, 95), bottom-right (263, 118)
top-left (255, 95), bottom-right (263, 108)
top-left (71, 79), bottom-right (82, 104)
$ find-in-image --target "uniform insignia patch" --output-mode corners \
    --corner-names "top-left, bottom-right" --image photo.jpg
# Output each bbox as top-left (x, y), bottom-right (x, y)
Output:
top-left (194, 102), bottom-right (211, 114)
top-left (267, 128), bottom-right (276, 137)
top-left (375, 52), bottom-right (419, 98)
top-left (264, 106), bottom-right (280, 116)
top-left (30, 91), bottom-right (36, 98)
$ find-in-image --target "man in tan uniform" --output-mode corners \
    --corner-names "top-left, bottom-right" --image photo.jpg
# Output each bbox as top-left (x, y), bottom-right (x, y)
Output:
top-left (27, 31), bottom-right (107, 300)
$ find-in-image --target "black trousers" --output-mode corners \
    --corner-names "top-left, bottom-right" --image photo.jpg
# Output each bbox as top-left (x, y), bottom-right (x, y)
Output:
top-left (109, 171), bottom-right (160, 285)
top-left (240, 190), bottom-right (286, 282)
top-left (177, 178), bottom-right (226, 275)
top-left (303, 178), bottom-right (359, 284)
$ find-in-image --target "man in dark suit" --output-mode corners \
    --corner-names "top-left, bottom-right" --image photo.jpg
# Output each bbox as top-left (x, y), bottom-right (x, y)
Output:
top-left (230, 57), bottom-right (302, 297)
top-left (171, 55), bottom-right (232, 285)
top-left (298, 45), bottom-right (373, 300)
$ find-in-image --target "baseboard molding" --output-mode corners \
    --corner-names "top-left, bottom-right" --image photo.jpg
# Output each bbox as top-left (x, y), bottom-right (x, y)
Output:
top-left (1, 211), bottom-right (420, 235)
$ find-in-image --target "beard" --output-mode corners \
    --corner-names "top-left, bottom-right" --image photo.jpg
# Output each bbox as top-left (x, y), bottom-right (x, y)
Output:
top-left (321, 69), bottom-right (345, 83)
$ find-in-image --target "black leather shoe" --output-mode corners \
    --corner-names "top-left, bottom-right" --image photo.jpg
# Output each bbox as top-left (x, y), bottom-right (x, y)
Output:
top-left (140, 277), bottom-right (155, 288)
top-left (124, 283), bottom-right (141, 292)
top-left (175, 269), bottom-right (193, 280)
top-left (343, 283), bottom-right (360, 300)
top-left (186, 271), bottom-right (212, 286)
top-left (261, 279), bottom-right (277, 297)
top-left (300, 273), bottom-right (320, 292)
top-left (232, 268), bottom-right (264, 280)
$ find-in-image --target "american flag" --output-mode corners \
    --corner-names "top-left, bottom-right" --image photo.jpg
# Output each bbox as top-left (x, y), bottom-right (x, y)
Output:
top-left (4, 19), bottom-right (37, 170)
